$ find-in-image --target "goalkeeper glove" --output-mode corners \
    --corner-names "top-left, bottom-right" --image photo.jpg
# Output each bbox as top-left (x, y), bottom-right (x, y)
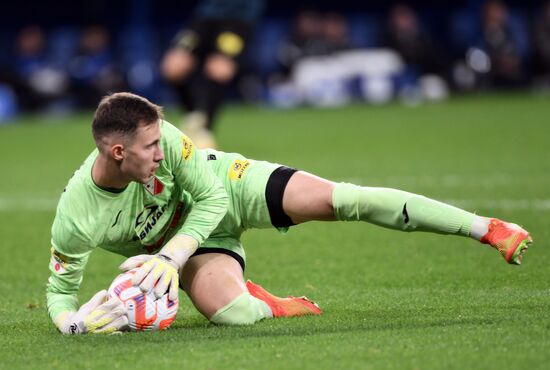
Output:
top-left (120, 234), bottom-right (198, 301)
top-left (55, 290), bottom-right (128, 334)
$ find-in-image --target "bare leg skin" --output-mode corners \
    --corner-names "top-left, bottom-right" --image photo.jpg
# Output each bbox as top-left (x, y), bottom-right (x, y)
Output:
top-left (180, 253), bottom-right (247, 320)
top-left (282, 171), bottom-right (336, 224)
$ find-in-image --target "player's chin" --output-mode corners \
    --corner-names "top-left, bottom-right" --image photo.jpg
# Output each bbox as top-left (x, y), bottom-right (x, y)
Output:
top-left (136, 168), bottom-right (157, 184)
top-left (137, 174), bottom-right (152, 184)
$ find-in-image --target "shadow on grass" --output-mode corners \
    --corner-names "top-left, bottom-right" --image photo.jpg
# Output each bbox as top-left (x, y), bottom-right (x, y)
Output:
top-left (82, 307), bottom-right (509, 344)
top-left (2, 302), bottom-right (533, 344)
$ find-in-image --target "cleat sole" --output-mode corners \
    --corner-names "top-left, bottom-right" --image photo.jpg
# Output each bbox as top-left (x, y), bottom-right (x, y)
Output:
top-left (508, 237), bottom-right (532, 265)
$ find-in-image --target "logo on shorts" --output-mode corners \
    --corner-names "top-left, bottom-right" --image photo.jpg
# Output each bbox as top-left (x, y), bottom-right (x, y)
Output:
top-left (228, 159), bottom-right (250, 180)
top-left (182, 136), bottom-right (194, 161)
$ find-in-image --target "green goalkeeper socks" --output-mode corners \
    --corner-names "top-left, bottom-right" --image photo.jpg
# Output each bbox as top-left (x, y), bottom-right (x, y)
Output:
top-left (332, 183), bottom-right (474, 236)
top-left (210, 292), bottom-right (272, 325)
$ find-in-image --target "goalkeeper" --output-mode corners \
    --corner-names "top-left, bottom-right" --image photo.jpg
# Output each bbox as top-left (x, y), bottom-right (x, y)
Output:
top-left (47, 92), bottom-right (532, 334)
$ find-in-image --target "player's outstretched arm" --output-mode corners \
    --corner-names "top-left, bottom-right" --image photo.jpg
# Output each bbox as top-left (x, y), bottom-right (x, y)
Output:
top-left (120, 234), bottom-right (199, 301)
top-left (53, 290), bottom-right (128, 334)
top-left (47, 235), bottom-right (128, 334)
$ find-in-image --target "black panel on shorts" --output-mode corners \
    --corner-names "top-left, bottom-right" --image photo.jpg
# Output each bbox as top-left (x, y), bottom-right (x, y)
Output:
top-left (265, 166), bottom-right (298, 228)
top-left (191, 247), bottom-right (245, 271)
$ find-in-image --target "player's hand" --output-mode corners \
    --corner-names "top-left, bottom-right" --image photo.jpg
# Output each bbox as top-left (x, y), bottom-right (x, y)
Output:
top-left (120, 254), bottom-right (179, 300)
top-left (56, 290), bottom-right (128, 334)
top-left (120, 235), bottom-right (199, 301)
top-left (119, 254), bottom-right (153, 271)
top-left (129, 254), bottom-right (180, 301)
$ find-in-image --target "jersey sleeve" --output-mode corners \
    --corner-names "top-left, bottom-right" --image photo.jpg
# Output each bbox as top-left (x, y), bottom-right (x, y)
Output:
top-left (163, 122), bottom-right (228, 244)
top-left (46, 210), bottom-right (94, 320)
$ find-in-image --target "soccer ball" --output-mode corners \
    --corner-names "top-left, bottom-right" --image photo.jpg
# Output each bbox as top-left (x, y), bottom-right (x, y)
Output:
top-left (108, 269), bottom-right (179, 331)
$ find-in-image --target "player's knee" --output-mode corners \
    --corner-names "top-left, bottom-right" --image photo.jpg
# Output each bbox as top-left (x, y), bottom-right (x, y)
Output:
top-left (204, 54), bottom-right (236, 83)
top-left (209, 292), bottom-right (269, 325)
top-left (161, 49), bottom-right (196, 81)
top-left (332, 183), bottom-right (367, 221)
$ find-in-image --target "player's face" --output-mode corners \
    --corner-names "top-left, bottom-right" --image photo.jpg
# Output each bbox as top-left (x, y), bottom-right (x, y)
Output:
top-left (121, 121), bottom-right (164, 184)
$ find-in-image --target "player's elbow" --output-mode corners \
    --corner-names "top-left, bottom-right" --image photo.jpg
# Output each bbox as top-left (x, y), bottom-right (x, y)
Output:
top-left (210, 186), bottom-right (230, 216)
top-left (219, 190), bottom-right (229, 213)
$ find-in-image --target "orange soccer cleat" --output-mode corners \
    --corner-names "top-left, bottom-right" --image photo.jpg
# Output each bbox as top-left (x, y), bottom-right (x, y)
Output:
top-left (246, 280), bottom-right (322, 317)
top-left (480, 219), bottom-right (533, 265)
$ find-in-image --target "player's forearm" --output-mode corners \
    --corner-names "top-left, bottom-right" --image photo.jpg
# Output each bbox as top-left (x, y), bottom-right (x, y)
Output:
top-left (159, 234), bottom-right (200, 267)
top-left (47, 261), bottom-right (84, 321)
top-left (175, 143), bottom-right (229, 243)
top-left (47, 245), bottom-right (90, 321)
top-left (47, 291), bottom-right (79, 322)
top-left (179, 183), bottom-right (229, 243)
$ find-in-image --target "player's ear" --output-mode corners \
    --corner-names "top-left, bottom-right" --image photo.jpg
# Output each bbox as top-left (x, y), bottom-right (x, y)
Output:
top-left (111, 144), bottom-right (125, 161)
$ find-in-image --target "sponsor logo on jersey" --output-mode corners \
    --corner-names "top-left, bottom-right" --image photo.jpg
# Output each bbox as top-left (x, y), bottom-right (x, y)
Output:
top-left (229, 159), bottom-right (251, 180)
top-left (182, 136), bottom-right (194, 161)
top-left (50, 248), bottom-right (68, 274)
top-left (135, 204), bottom-right (166, 241)
top-left (111, 210), bottom-right (123, 227)
top-left (144, 176), bottom-right (164, 196)
top-left (142, 202), bottom-right (185, 254)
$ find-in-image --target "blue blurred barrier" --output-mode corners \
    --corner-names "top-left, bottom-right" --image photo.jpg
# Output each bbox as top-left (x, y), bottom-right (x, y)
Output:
top-left (0, 84), bottom-right (17, 123)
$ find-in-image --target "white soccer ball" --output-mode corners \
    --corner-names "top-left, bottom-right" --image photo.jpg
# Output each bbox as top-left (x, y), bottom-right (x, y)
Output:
top-left (108, 269), bottom-right (179, 331)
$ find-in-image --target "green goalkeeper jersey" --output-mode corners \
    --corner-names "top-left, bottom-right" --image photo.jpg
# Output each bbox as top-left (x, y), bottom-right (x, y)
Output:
top-left (47, 120), bottom-right (230, 320)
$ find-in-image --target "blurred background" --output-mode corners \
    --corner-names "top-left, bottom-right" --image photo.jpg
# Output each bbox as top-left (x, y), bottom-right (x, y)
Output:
top-left (0, 0), bottom-right (548, 123)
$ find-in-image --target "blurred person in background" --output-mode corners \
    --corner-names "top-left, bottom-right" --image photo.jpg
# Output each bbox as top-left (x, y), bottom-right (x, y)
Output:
top-left (160, 0), bottom-right (265, 149)
top-left (268, 10), bottom-right (354, 108)
top-left (533, 1), bottom-right (550, 88)
top-left (477, 0), bottom-right (526, 88)
top-left (322, 12), bottom-right (352, 54)
top-left (274, 10), bottom-right (331, 82)
top-left (11, 25), bottom-right (70, 112)
top-left (68, 25), bottom-right (127, 109)
top-left (382, 3), bottom-right (449, 101)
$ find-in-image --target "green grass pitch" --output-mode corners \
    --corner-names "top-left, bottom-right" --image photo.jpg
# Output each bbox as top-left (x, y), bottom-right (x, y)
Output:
top-left (0, 94), bottom-right (549, 369)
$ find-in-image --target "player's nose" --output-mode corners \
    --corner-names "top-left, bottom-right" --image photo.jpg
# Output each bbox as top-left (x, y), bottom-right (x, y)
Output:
top-left (155, 148), bottom-right (165, 162)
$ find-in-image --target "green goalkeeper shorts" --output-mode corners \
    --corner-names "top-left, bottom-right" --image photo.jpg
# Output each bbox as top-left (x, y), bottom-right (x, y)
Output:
top-left (191, 150), bottom-right (298, 270)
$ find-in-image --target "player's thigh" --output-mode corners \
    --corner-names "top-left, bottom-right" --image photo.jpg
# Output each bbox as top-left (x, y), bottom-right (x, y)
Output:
top-left (282, 171), bottom-right (336, 224)
top-left (204, 53), bottom-right (236, 83)
top-left (180, 253), bottom-right (247, 319)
